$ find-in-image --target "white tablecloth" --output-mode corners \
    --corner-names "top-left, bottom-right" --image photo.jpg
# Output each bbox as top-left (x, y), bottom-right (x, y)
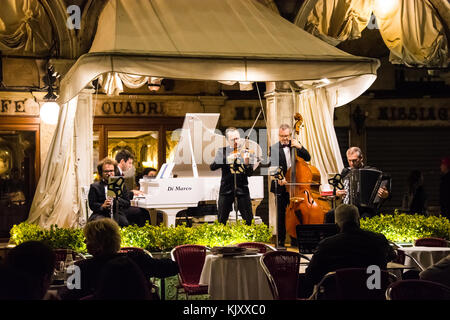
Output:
top-left (399, 246), bottom-right (450, 269)
top-left (199, 253), bottom-right (273, 300)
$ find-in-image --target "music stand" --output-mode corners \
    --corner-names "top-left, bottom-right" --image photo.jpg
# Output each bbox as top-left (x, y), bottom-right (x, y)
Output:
top-left (328, 173), bottom-right (343, 209)
top-left (107, 176), bottom-right (125, 223)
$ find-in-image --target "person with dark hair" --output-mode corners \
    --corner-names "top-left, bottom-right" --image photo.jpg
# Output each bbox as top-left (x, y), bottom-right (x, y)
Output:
top-left (93, 256), bottom-right (153, 300)
top-left (304, 204), bottom-right (396, 296)
top-left (440, 157), bottom-right (450, 219)
top-left (420, 254), bottom-right (450, 288)
top-left (114, 150), bottom-right (150, 227)
top-left (59, 219), bottom-right (178, 300)
top-left (210, 127), bottom-right (255, 225)
top-left (402, 170), bottom-right (427, 214)
top-left (88, 157), bottom-right (130, 227)
top-left (2, 241), bottom-right (56, 300)
top-left (143, 167), bottom-right (157, 177)
top-left (269, 123), bottom-right (311, 248)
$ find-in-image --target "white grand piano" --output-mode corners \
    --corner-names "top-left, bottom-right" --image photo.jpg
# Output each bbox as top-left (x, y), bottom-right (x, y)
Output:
top-left (136, 113), bottom-right (264, 226)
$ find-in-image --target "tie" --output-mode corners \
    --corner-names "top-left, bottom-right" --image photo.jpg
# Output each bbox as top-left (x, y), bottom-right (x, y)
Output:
top-left (282, 144), bottom-right (290, 148)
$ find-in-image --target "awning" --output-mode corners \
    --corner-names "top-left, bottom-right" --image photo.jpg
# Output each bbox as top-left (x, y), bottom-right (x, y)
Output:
top-left (59, 0), bottom-right (380, 105)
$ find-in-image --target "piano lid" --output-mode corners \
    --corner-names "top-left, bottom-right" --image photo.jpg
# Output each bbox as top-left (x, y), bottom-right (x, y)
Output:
top-left (168, 113), bottom-right (262, 178)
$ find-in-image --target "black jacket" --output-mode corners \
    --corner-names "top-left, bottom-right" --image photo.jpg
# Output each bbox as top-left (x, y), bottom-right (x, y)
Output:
top-left (269, 142), bottom-right (311, 194)
top-left (210, 146), bottom-right (254, 196)
top-left (304, 225), bottom-right (396, 288)
top-left (59, 251), bottom-right (179, 300)
top-left (88, 180), bottom-right (131, 218)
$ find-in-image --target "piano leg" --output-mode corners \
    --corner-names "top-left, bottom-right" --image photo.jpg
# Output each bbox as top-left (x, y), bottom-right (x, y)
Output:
top-left (161, 208), bottom-right (186, 227)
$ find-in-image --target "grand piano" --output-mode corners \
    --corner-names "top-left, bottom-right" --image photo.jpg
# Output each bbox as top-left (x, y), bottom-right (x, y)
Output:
top-left (136, 113), bottom-right (264, 226)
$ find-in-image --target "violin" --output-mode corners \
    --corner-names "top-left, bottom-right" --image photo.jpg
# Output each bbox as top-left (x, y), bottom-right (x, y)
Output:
top-left (284, 113), bottom-right (329, 239)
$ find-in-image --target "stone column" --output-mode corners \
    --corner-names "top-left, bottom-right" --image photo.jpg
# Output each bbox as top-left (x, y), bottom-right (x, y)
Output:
top-left (264, 82), bottom-right (300, 240)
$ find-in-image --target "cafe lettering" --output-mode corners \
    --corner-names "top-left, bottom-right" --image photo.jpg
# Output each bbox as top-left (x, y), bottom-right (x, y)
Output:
top-left (101, 101), bottom-right (164, 115)
top-left (377, 106), bottom-right (449, 121)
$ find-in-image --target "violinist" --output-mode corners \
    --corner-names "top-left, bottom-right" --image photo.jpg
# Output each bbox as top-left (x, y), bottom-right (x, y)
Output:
top-left (269, 124), bottom-right (311, 248)
top-left (210, 127), bottom-right (254, 225)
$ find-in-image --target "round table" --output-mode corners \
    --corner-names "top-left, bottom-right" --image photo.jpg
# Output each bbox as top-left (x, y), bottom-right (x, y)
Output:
top-left (199, 253), bottom-right (273, 300)
top-left (398, 246), bottom-right (450, 270)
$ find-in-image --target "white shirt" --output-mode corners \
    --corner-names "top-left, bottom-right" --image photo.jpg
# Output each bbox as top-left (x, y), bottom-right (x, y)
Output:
top-left (283, 147), bottom-right (291, 170)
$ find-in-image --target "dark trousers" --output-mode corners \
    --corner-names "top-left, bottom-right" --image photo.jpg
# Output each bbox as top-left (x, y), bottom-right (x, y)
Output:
top-left (218, 193), bottom-right (253, 225)
top-left (88, 212), bottom-right (129, 227)
top-left (275, 191), bottom-right (289, 246)
top-left (124, 206), bottom-right (150, 227)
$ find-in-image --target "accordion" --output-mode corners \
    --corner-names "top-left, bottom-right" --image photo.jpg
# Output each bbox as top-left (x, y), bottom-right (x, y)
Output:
top-left (347, 168), bottom-right (390, 209)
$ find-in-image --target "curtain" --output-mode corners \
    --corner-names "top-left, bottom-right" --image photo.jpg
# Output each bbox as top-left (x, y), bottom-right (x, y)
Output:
top-left (0, 0), bottom-right (52, 54)
top-left (27, 97), bottom-right (79, 228)
top-left (296, 88), bottom-right (344, 188)
top-left (73, 91), bottom-right (94, 227)
top-left (303, 0), bottom-right (373, 46)
top-left (373, 0), bottom-right (448, 67)
top-left (299, 0), bottom-right (448, 67)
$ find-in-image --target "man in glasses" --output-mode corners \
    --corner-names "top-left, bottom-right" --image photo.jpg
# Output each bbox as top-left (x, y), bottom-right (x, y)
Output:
top-left (87, 157), bottom-right (130, 227)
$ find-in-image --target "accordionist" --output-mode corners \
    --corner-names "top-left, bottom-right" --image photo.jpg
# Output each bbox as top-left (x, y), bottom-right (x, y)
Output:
top-left (325, 147), bottom-right (390, 223)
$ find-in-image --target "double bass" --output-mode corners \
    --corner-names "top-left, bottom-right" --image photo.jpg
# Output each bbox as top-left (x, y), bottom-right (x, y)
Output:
top-left (284, 113), bottom-right (330, 239)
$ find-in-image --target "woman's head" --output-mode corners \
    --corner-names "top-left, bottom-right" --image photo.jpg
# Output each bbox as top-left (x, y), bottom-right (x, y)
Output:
top-left (84, 218), bottom-right (122, 256)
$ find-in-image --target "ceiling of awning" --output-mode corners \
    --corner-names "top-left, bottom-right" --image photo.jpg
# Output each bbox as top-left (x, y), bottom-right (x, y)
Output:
top-left (59, 0), bottom-right (380, 104)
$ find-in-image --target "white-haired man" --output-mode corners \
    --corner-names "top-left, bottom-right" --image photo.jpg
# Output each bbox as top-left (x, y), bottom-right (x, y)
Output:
top-left (325, 147), bottom-right (390, 223)
top-left (304, 204), bottom-right (396, 296)
top-left (210, 127), bottom-right (254, 225)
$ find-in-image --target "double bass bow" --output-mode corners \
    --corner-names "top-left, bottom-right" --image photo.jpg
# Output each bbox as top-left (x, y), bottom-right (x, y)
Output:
top-left (284, 113), bottom-right (328, 239)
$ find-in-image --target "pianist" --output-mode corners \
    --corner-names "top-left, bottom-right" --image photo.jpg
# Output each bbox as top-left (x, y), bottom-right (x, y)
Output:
top-left (210, 127), bottom-right (254, 225)
top-left (324, 147), bottom-right (390, 223)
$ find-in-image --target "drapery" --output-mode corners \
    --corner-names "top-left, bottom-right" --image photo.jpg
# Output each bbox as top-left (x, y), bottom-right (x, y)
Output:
top-left (27, 92), bottom-right (93, 228)
top-left (373, 0), bottom-right (448, 67)
top-left (296, 88), bottom-right (344, 188)
top-left (303, 0), bottom-right (374, 46)
top-left (0, 0), bottom-right (52, 54)
top-left (298, 0), bottom-right (448, 67)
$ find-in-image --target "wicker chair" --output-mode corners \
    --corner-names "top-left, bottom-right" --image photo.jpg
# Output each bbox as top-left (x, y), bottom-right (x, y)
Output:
top-left (260, 251), bottom-right (300, 300)
top-left (170, 244), bottom-right (208, 299)
top-left (386, 279), bottom-right (450, 300)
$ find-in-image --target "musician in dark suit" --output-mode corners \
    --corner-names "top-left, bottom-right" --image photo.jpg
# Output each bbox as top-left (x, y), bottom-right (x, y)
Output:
top-left (210, 127), bottom-right (254, 225)
top-left (269, 124), bottom-right (311, 248)
top-left (325, 147), bottom-right (390, 223)
top-left (114, 149), bottom-right (150, 227)
top-left (88, 157), bottom-right (130, 227)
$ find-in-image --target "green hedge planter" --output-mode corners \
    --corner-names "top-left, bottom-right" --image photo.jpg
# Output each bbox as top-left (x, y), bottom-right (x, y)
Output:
top-left (10, 220), bottom-right (273, 253)
top-left (360, 212), bottom-right (450, 244)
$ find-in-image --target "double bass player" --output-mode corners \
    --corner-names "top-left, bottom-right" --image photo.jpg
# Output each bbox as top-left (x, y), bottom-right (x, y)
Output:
top-left (270, 124), bottom-right (312, 248)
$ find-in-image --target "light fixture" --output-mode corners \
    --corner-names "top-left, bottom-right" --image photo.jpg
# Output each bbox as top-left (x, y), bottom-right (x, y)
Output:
top-left (40, 64), bottom-right (60, 125)
top-left (40, 101), bottom-right (60, 125)
top-left (239, 81), bottom-right (253, 91)
top-left (148, 77), bottom-right (163, 91)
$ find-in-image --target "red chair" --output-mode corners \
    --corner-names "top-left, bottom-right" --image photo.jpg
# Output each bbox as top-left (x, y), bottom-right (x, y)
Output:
top-left (260, 251), bottom-right (300, 300)
top-left (386, 279), bottom-right (450, 300)
top-left (170, 244), bottom-right (208, 299)
top-left (236, 242), bottom-right (276, 253)
top-left (310, 268), bottom-right (397, 300)
top-left (414, 237), bottom-right (449, 247)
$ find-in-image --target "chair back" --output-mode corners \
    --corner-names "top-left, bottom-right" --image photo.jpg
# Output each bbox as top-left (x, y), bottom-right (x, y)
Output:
top-left (311, 268), bottom-right (397, 300)
top-left (171, 244), bottom-right (206, 285)
top-left (236, 242), bottom-right (275, 253)
top-left (414, 237), bottom-right (449, 247)
top-left (386, 279), bottom-right (450, 300)
top-left (260, 251), bottom-right (300, 300)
